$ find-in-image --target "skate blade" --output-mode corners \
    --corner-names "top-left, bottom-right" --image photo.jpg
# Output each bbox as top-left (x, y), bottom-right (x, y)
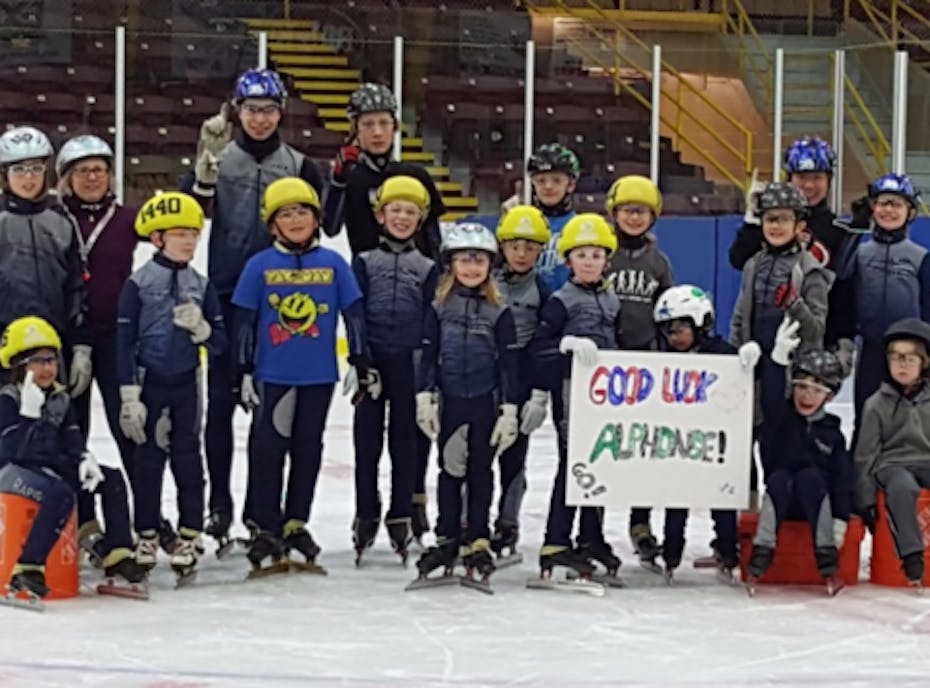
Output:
top-left (825, 578), bottom-right (846, 597)
top-left (715, 568), bottom-right (737, 586)
top-left (97, 582), bottom-right (150, 601)
top-left (663, 570), bottom-right (675, 586)
top-left (640, 560), bottom-right (664, 575)
top-left (460, 576), bottom-right (494, 595)
top-left (0, 592), bottom-right (45, 612)
top-left (174, 569), bottom-right (198, 589)
top-left (246, 562), bottom-right (290, 580)
top-left (526, 577), bottom-right (606, 596)
top-left (567, 570), bottom-right (626, 588)
top-left (745, 579), bottom-right (758, 598)
top-left (493, 552), bottom-right (523, 569)
top-left (910, 582), bottom-right (925, 596)
top-left (289, 560), bottom-right (327, 576)
top-left (404, 574), bottom-right (461, 592)
top-left (216, 538), bottom-right (250, 560)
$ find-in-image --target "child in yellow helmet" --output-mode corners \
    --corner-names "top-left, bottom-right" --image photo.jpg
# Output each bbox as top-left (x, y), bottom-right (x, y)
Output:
top-left (118, 192), bottom-right (227, 586)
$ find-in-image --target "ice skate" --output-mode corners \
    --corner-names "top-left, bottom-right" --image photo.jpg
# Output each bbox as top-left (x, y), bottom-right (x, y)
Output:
top-left (386, 517), bottom-right (413, 566)
top-left (527, 545), bottom-right (605, 596)
top-left (158, 518), bottom-right (178, 556)
top-left (246, 531), bottom-right (289, 580)
top-left (824, 575), bottom-right (845, 597)
top-left (97, 549), bottom-right (149, 600)
top-left (745, 545), bottom-right (774, 597)
top-left (631, 525), bottom-right (662, 574)
top-left (170, 532), bottom-right (203, 588)
top-left (1, 569), bottom-right (48, 612)
top-left (745, 575), bottom-right (759, 597)
top-left (352, 516), bottom-right (379, 567)
top-left (460, 539), bottom-right (495, 595)
top-left (405, 539), bottom-right (460, 591)
top-left (411, 494), bottom-right (430, 545)
top-left (694, 539), bottom-right (739, 585)
top-left (284, 522), bottom-right (326, 575)
top-left (206, 510), bottom-right (248, 559)
top-left (903, 552), bottom-right (924, 593)
top-left (490, 524), bottom-right (523, 569)
top-left (134, 531), bottom-right (159, 571)
top-left (576, 540), bottom-right (624, 587)
top-left (78, 521), bottom-right (106, 569)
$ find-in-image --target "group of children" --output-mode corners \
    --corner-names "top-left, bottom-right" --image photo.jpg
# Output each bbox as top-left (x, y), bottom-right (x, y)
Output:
top-left (2, 77), bottom-right (929, 603)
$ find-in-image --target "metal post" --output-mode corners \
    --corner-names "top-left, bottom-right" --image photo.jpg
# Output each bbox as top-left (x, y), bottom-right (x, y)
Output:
top-left (892, 50), bottom-right (908, 174)
top-left (523, 40), bottom-right (535, 204)
top-left (114, 26), bottom-right (125, 204)
top-left (831, 50), bottom-right (845, 214)
top-left (393, 35), bottom-right (403, 160)
top-left (258, 31), bottom-right (268, 70)
top-left (650, 44), bottom-right (661, 185)
top-left (772, 48), bottom-right (784, 178)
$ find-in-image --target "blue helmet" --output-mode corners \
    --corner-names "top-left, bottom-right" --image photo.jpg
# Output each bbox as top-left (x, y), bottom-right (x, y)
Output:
top-left (234, 68), bottom-right (287, 106)
top-left (869, 173), bottom-right (920, 208)
top-left (783, 137), bottom-right (836, 174)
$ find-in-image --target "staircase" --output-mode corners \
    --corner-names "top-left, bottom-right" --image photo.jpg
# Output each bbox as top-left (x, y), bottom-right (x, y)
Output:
top-left (244, 17), bottom-right (478, 221)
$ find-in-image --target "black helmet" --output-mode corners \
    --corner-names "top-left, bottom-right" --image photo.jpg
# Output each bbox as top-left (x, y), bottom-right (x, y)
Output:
top-left (527, 143), bottom-right (580, 180)
top-left (791, 349), bottom-right (844, 393)
top-left (883, 318), bottom-right (930, 351)
top-left (756, 181), bottom-right (808, 219)
top-left (347, 83), bottom-right (397, 120)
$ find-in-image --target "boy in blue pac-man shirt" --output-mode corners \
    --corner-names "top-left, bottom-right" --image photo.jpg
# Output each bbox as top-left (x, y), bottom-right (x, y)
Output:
top-left (232, 177), bottom-right (369, 575)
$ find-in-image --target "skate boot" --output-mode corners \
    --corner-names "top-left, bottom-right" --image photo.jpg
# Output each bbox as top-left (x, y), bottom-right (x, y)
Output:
top-left (352, 516), bottom-right (380, 567)
top-left (406, 538), bottom-right (460, 590)
top-left (170, 529), bottom-right (204, 587)
top-left (815, 546), bottom-right (844, 595)
top-left (490, 523), bottom-right (523, 568)
top-left (247, 531), bottom-right (289, 579)
top-left (78, 520), bottom-right (106, 569)
top-left (284, 520), bottom-right (326, 575)
top-left (694, 538), bottom-right (739, 584)
top-left (2, 566), bottom-right (48, 611)
top-left (528, 545), bottom-right (603, 595)
top-left (158, 518), bottom-right (178, 556)
top-left (660, 539), bottom-right (684, 585)
top-left (745, 545), bottom-right (775, 596)
top-left (411, 493), bottom-right (430, 543)
top-left (135, 530), bottom-right (159, 571)
top-left (98, 548), bottom-right (149, 599)
top-left (630, 524), bottom-right (662, 574)
top-left (461, 538), bottom-right (495, 594)
top-left (386, 517), bottom-right (413, 566)
top-left (903, 552), bottom-right (925, 593)
top-left (576, 540), bottom-right (624, 587)
top-left (205, 510), bottom-right (245, 558)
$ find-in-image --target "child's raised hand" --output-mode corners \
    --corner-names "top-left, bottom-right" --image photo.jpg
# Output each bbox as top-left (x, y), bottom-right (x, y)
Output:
top-left (18, 370), bottom-right (44, 419)
top-left (771, 317), bottom-right (801, 366)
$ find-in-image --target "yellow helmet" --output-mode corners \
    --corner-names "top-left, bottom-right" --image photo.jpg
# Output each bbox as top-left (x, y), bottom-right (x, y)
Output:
top-left (262, 177), bottom-right (321, 224)
top-left (496, 205), bottom-right (551, 244)
top-left (557, 213), bottom-right (618, 258)
top-left (605, 175), bottom-right (663, 216)
top-left (371, 175), bottom-right (430, 215)
top-left (135, 192), bottom-right (204, 238)
top-left (0, 316), bottom-right (62, 368)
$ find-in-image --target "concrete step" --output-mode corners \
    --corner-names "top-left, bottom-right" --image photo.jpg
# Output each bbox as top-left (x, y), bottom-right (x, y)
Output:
top-left (268, 41), bottom-right (337, 55)
top-left (243, 18), bottom-right (319, 30)
top-left (285, 67), bottom-right (361, 80)
top-left (272, 54), bottom-right (349, 67)
top-left (265, 29), bottom-right (327, 42)
top-left (427, 166), bottom-right (450, 179)
top-left (292, 80), bottom-right (360, 92)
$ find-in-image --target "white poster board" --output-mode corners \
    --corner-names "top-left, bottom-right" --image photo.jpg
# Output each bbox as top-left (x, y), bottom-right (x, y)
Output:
top-left (565, 350), bottom-right (753, 510)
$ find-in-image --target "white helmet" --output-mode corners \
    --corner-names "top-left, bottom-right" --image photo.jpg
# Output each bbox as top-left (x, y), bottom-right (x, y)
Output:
top-left (440, 222), bottom-right (498, 261)
top-left (653, 285), bottom-right (715, 331)
top-left (0, 126), bottom-right (53, 165)
top-left (56, 135), bottom-right (113, 177)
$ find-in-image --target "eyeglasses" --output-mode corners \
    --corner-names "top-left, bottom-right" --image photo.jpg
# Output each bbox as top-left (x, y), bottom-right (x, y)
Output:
top-left (241, 103), bottom-right (281, 116)
top-left (888, 352), bottom-right (923, 367)
top-left (22, 353), bottom-right (58, 367)
top-left (659, 320), bottom-right (692, 336)
top-left (72, 164), bottom-right (108, 178)
top-left (791, 379), bottom-right (832, 395)
top-left (451, 251), bottom-right (490, 265)
top-left (617, 205), bottom-right (651, 217)
top-left (357, 116), bottom-right (395, 132)
top-left (8, 162), bottom-right (46, 177)
top-left (875, 198), bottom-right (908, 210)
top-left (275, 207), bottom-right (316, 222)
top-left (762, 213), bottom-right (797, 226)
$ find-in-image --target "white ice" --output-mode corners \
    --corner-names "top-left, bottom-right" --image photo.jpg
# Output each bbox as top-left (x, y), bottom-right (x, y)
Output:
top-left (2, 233), bottom-right (929, 687)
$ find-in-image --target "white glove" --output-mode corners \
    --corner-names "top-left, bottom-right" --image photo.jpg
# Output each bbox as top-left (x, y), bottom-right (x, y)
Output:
top-left (78, 451), bottom-right (104, 493)
top-left (68, 345), bottom-right (93, 398)
top-left (559, 335), bottom-right (599, 367)
top-left (415, 391), bottom-right (439, 441)
top-left (490, 404), bottom-right (519, 453)
top-left (833, 518), bottom-right (848, 549)
top-left (737, 341), bottom-right (762, 370)
top-left (771, 317), bottom-right (801, 366)
top-left (198, 103), bottom-right (232, 158)
top-left (520, 389), bottom-right (549, 435)
top-left (119, 385), bottom-right (147, 445)
top-left (194, 150), bottom-right (220, 187)
top-left (19, 370), bottom-right (44, 419)
top-left (743, 168), bottom-right (765, 226)
top-left (240, 374), bottom-right (261, 411)
top-left (173, 301), bottom-right (211, 344)
top-left (835, 338), bottom-right (856, 378)
top-left (343, 366), bottom-right (383, 404)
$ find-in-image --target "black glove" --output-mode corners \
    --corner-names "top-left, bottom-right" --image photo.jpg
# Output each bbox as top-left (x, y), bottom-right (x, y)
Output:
top-left (850, 195), bottom-right (872, 230)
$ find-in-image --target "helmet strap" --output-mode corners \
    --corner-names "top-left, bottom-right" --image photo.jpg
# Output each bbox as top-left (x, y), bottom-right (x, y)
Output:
top-left (616, 228), bottom-right (649, 250)
top-left (532, 189), bottom-right (573, 217)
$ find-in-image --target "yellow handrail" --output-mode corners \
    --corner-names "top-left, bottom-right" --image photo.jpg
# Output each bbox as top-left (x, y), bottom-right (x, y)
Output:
top-left (854, 0), bottom-right (930, 55)
top-left (843, 70), bottom-right (892, 165)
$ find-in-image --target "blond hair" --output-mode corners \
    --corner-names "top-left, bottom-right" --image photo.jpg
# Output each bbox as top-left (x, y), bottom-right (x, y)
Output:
top-left (435, 269), bottom-right (503, 306)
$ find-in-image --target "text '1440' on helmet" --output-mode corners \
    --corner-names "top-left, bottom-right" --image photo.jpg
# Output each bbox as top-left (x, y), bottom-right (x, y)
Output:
top-left (55, 135), bottom-right (113, 177)
top-left (347, 83), bottom-right (397, 120)
top-left (441, 222), bottom-right (498, 261)
top-left (496, 205), bottom-right (551, 244)
top-left (135, 192), bottom-right (205, 238)
top-left (262, 177), bottom-right (322, 224)
top-left (527, 143), bottom-right (580, 180)
top-left (605, 175), bottom-right (663, 215)
top-left (783, 137), bottom-right (836, 174)
top-left (653, 285), bottom-right (715, 331)
top-left (234, 68), bottom-right (287, 106)
top-left (0, 316), bottom-right (61, 368)
top-left (0, 126), bottom-right (53, 165)
top-left (791, 349), bottom-right (844, 393)
top-left (869, 173), bottom-right (920, 209)
top-left (371, 175), bottom-right (430, 215)
top-left (557, 213), bottom-right (618, 258)
top-left (756, 181), bottom-right (808, 218)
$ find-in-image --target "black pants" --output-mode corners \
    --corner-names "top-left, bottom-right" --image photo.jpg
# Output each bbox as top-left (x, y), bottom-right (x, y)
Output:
top-left (205, 295), bottom-right (240, 518)
top-left (0, 464), bottom-right (75, 566)
top-left (133, 372), bottom-right (205, 534)
top-left (435, 393), bottom-right (495, 544)
top-left (543, 377), bottom-right (605, 548)
top-left (495, 348), bottom-right (533, 529)
top-left (354, 350), bottom-right (417, 520)
top-left (754, 467), bottom-right (833, 551)
top-left (853, 337), bottom-right (885, 450)
top-left (247, 382), bottom-right (333, 536)
top-left (80, 467), bottom-right (134, 555)
top-left (662, 508), bottom-right (738, 566)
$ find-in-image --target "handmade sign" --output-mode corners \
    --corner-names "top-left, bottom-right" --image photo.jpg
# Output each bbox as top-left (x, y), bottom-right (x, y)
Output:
top-left (565, 350), bottom-right (753, 509)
